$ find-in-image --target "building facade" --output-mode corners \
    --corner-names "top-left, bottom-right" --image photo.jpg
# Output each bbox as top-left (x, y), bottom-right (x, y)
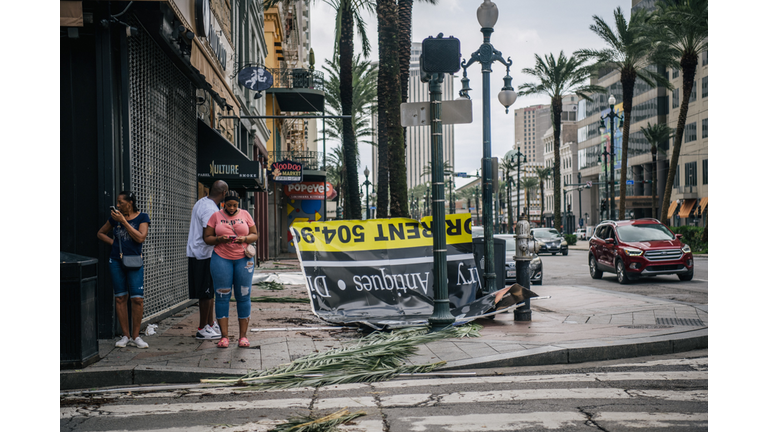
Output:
top-left (61, 0), bottom-right (269, 338)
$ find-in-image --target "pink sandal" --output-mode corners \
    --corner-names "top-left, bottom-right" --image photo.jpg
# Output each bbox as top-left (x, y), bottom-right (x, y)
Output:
top-left (217, 337), bottom-right (229, 348)
top-left (238, 337), bottom-right (250, 348)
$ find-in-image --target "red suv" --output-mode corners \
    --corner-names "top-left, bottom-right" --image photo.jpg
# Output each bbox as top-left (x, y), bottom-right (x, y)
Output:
top-left (588, 219), bottom-right (694, 284)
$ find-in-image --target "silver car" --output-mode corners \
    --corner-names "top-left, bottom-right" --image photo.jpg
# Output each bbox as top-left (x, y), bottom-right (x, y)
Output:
top-left (495, 234), bottom-right (543, 286)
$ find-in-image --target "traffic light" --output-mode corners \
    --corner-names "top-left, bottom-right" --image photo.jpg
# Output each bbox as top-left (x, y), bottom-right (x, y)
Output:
top-left (421, 34), bottom-right (461, 74)
top-left (600, 199), bottom-right (607, 211)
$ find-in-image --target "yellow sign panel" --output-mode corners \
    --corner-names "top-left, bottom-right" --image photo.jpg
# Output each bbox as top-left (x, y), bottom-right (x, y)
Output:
top-left (291, 213), bottom-right (473, 252)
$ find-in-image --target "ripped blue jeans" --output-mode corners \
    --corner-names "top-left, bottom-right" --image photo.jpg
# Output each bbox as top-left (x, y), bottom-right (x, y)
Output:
top-left (210, 252), bottom-right (254, 320)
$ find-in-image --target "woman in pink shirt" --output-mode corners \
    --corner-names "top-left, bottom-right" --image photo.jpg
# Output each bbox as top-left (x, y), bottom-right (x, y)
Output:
top-left (203, 195), bottom-right (259, 348)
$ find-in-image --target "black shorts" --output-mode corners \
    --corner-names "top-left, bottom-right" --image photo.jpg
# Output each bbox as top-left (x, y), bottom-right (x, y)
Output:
top-left (188, 257), bottom-right (214, 300)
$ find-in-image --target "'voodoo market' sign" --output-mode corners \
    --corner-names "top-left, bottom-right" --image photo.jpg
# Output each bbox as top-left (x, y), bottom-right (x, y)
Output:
top-left (290, 213), bottom-right (523, 329)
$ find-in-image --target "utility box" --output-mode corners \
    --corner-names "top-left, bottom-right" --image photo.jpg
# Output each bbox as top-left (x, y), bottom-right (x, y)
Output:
top-left (60, 252), bottom-right (100, 369)
top-left (471, 237), bottom-right (506, 294)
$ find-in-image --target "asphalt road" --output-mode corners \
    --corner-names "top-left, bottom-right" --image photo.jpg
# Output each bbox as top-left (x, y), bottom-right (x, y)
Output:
top-left (60, 350), bottom-right (709, 431)
top-left (538, 249), bottom-right (708, 305)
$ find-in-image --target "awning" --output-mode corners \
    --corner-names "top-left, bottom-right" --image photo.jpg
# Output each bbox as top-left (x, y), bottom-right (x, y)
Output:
top-left (678, 199), bottom-right (697, 219)
top-left (667, 201), bottom-right (680, 219)
top-left (197, 120), bottom-right (265, 191)
top-left (60, 1), bottom-right (83, 27)
top-left (699, 197), bottom-right (708, 213)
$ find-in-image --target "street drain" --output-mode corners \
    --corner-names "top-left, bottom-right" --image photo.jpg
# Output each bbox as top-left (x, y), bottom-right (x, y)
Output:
top-left (619, 325), bottom-right (673, 329)
top-left (656, 318), bottom-right (705, 326)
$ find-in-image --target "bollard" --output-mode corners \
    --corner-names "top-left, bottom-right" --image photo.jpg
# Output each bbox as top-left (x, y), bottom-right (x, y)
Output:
top-left (514, 220), bottom-right (533, 321)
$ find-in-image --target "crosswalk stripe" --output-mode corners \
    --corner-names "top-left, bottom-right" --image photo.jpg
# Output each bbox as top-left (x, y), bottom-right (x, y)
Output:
top-left (77, 412), bottom-right (707, 432)
top-left (62, 386), bottom-right (707, 419)
top-left (399, 412), bottom-right (707, 431)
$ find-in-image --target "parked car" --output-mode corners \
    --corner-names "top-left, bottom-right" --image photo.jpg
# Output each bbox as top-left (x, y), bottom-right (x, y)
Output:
top-left (471, 226), bottom-right (484, 239)
top-left (530, 228), bottom-right (569, 255)
top-left (495, 234), bottom-right (543, 285)
top-left (588, 218), bottom-right (694, 284)
top-left (575, 228), bottom-right (587, 240)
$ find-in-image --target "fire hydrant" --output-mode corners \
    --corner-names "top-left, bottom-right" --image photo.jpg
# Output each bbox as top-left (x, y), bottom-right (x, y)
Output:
top-left (514, 220), bottom-right (533, 321)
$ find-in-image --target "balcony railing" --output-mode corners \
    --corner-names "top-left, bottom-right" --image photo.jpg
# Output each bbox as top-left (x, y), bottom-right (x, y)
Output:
top-left (267, 67), bottom-right (324, 92)
top-left (269, 150), bottom-right (322, 171)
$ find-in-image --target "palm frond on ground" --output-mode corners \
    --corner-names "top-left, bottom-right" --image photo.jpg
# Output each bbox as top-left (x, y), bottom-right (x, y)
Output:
top-left (268, 408), bottom-right (367, 432)
top-left (201, 324), bottom-right (482, 389)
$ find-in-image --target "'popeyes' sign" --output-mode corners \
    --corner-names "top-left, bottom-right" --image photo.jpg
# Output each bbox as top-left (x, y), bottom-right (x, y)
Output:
top-left (284, 182), bottom-right (337, 200)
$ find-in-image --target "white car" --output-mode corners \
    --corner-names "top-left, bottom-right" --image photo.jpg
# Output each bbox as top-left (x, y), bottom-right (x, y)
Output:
top-left (575, 229), bottom-right (587, 240)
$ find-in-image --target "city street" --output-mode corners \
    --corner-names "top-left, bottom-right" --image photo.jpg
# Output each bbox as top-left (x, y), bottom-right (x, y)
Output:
top-left (538, 247), bottom-right (708, 305)
top-left (60, 350), bottom-right (708, 431)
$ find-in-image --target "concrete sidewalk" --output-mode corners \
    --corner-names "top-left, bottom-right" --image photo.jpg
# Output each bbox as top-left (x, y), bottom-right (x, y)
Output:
top-left (60, 258), bottom-right (707, 391)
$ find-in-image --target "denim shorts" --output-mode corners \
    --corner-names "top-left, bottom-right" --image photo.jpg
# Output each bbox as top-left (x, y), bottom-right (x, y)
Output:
top-left (109, 258), bottom-right (145, 298)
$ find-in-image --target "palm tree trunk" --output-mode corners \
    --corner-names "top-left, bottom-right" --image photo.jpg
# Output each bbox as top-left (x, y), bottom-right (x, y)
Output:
top-left (398, 0), bottom-right (413, 158)
top-left (539, 179), bottom-right (544, 227)
top-left (618, 69), bottom-right (636, 220)
top-left (340, 4), bottom-right (361, 219)
top-left (552, 96), bottom-right (563, 231)
top-left (651, 149), bottom-right (657, 219)
top-left (661, 54), bottom-right (697, 226)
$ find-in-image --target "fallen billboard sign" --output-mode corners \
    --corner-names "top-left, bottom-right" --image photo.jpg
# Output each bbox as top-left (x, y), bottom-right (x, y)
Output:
top-left (290, 213), bottom-right (538, 329)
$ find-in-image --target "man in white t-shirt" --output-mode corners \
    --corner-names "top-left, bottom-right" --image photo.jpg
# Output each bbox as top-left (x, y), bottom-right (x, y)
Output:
top-left (187, 180), bottom-right (228, 339)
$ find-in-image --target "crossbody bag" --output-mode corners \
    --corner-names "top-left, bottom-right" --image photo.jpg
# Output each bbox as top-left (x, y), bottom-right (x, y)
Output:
top-left (116, 226), bottom-right (143, 269)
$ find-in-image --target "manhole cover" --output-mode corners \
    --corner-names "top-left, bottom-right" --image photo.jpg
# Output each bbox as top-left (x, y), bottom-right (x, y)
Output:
top-left (620, 325), bottom-right (674, 329)
top-left (656, 318), bottom-right (705, 326)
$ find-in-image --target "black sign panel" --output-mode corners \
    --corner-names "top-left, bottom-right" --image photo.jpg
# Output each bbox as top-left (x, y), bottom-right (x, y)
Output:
top-left (237, 67), bottom-right (273, 91)
top-left (197, 119), bottom-right (263, 190)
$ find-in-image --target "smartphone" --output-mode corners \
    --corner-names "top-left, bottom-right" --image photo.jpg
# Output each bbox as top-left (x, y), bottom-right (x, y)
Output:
top-left (229, 235), bottom-right (237, 239)
top-left (110, 206), bottom-right (119, 212)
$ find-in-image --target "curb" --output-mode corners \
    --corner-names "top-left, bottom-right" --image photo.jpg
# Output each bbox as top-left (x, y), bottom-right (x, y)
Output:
top-left (439, 329), bottom-right (707, 370)
top-left (60, 329), bottom-right (707, 391)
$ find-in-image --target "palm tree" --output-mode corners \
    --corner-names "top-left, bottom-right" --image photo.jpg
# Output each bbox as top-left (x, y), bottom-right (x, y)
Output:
top-left (518, 52), bottom-right (605, 232)
top-left (320, 56), bottom-right (378, 150)
top-left (535, 166), bottom-right (552, 226)
top-left (500, 151), bottom-right (520, 233)
top-left (375, 0), bottom-right (406, 218)
top-left (576, 7), bottom-right (671, 221)
top-left (653, 0), bottom-right (708, 226)
top-left (640, 122), bottom-right (673, 219)
top-left (521, 177), bottom-right (539, 223)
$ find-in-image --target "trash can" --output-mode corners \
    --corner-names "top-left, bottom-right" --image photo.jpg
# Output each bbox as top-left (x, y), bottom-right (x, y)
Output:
top-left (60, 252), bottom-right (100, 369)
top-left (472, 237), bottom-right (506, 294)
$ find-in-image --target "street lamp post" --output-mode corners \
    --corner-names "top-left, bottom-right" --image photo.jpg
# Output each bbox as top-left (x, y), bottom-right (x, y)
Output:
top-left (599, 94), bottom-right (624, 220)
top-left (601, 145), bottom-right (610, 221)
top-left (577, 172), bottom-right (583, 228)
top-left (459, 0), bottom-right (517, 293)
top-left (363, 166), bottom-right (372, 220)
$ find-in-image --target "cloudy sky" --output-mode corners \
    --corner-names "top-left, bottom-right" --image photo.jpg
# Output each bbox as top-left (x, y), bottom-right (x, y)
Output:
top-left (309, 0), bottom-right (630, 188)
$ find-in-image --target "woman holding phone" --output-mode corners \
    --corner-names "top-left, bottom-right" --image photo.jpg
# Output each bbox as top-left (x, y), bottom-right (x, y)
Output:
top-left (203, 195), bottom-right (259, 348)
top-left (96, 191), bottom-right (151, 348)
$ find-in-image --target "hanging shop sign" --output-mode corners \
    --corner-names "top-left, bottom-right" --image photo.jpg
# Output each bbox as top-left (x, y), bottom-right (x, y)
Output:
top-left (237, 66), bottom-right (273, 91)
top-left (290, 213), bottom-right (541, 330)
top-left (284, 182), bottom-right (337, 200)
top-left (270, 160), bottom-right (303, 184)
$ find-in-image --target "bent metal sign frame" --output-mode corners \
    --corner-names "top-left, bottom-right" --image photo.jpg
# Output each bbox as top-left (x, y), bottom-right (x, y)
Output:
top-left (290, 213), bottom-right (522, 330)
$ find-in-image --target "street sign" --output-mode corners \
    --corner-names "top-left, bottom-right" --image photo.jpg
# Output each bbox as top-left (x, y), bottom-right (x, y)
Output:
top-left (586, 181), bottom-right (592, 187)
top-left (400, 99), bottom-right (473, 127)
top-left (626, 180), bottom-right (634, 185)
top-left (455, 172), bottom-right (468, 178)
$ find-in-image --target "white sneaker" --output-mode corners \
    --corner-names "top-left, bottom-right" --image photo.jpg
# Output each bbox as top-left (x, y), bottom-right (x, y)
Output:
top-left (196, 325), bottom-right (219, 340)
top-left (115, 336), bottom-right (130, 348)
top-left (212, 322), bottom-right (221, 335)
top-left (132, 336), bottom-right (149, 349)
